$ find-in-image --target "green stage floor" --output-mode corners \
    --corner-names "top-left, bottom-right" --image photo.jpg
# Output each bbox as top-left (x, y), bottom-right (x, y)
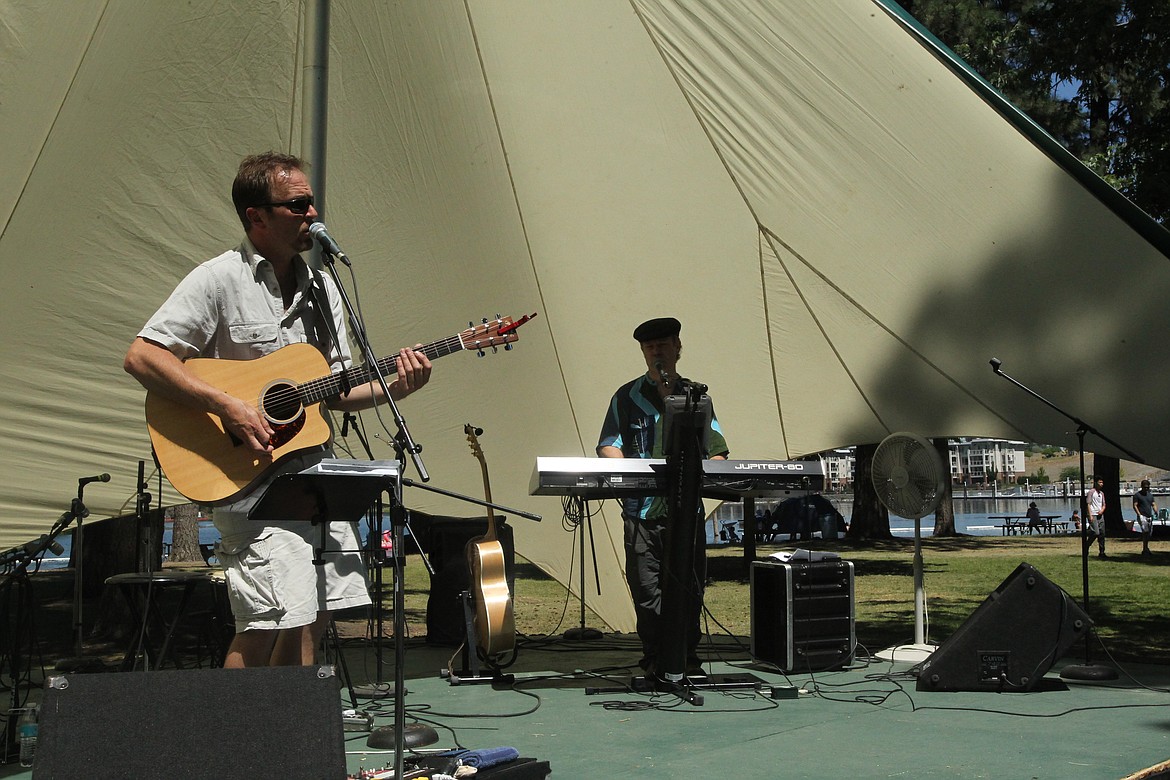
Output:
top-left (4, 633), bottom-right (1170, 778)
top-left (334, 636), bottom-right (1170, 779)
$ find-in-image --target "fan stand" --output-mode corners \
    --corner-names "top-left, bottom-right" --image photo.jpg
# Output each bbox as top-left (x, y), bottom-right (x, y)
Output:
top-left (875, 517), bottom-right (937, 664)
top-left (871, 434), bottom-right (943, 666)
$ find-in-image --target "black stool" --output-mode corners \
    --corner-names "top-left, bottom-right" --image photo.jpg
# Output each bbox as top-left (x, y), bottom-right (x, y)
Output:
top-left (105, 571), bottom-right (217, 671)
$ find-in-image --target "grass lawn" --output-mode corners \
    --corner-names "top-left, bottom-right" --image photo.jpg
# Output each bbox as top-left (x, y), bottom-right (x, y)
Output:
top-left (385, 533), bottom-right (1170, 664)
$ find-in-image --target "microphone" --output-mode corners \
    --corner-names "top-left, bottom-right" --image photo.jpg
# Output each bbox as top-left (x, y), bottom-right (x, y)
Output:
top-left (308, 222), bottom-right (351, 266)
top-left (655, 361), bottom-right (672, 390)
top-left (79, 473), bottom-right (110, 486)
top-left (989, 358), bottom-right (1003, 374)
top-left (26, 535), bottom-right (64, 557)
top-left (0, 536), bottom-right (65, 566)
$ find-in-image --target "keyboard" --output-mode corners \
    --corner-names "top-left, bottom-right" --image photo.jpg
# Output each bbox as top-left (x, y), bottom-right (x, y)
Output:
top-left (530, 457), bottom-right (823, 499)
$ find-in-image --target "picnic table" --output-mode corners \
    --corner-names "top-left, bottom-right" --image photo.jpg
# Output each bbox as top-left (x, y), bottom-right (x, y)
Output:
top-left (991, 515), bottom-right (1069, 535)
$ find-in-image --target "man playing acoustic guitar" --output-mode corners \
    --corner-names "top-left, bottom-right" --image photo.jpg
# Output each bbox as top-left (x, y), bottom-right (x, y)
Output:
top-left (124, 152), bottom-right (432, 667)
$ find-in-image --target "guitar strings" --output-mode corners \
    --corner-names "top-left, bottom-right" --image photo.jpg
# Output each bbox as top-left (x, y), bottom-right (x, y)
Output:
top-left (255, 332), bottom-right (478, 413)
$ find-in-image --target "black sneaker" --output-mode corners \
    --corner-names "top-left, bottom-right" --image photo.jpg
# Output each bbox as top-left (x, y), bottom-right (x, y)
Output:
top-left (1098, 552), bottom-right (1109, 559)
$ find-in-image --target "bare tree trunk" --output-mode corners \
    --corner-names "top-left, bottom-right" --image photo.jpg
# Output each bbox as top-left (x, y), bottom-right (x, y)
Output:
top-left (846, 443), bottom-right (892, 539)
top-left (169, 503), bottom-right (203, 563)
top-left (1094, 454), bottom-right (1125, 536)
top-left (932, 437), bottom-right (956, 536)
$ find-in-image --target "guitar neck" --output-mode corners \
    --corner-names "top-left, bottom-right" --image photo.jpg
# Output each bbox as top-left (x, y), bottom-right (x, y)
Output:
top-left (466, 425), bottom-right (499, 542)
top-left (298, 333), bottom-right (465, 405)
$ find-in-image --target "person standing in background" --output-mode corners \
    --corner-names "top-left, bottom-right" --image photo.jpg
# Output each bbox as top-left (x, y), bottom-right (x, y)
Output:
top-left (1132, 479), bottom-right (1157, 557)
top-left (1085, 476), bottom-right (1108, 559)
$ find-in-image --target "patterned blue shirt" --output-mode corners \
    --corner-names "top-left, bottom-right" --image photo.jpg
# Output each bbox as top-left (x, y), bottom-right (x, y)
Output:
top-left (597, 374), bottom-right (728, 520)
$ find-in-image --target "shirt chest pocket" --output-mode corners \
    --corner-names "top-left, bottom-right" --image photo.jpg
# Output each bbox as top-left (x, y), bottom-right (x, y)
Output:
top-left (228, 322), bottom-right (279, 349)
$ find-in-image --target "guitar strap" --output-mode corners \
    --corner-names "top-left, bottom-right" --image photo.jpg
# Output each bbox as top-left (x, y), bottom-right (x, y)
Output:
top-left (307, 267), bottom-right (338, 354)
top-left (307, 267), bottom-right (352, 394)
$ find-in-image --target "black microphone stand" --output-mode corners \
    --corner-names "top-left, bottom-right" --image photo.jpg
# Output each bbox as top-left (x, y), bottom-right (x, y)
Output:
top-left (69, 483), bottom-right (94, 661)
top-left (989, 358), bottom-right (1136, 681)
top-left (315, 246), bottom-right (428, 780)
top-left (338, 411), bottom-right (435, 700)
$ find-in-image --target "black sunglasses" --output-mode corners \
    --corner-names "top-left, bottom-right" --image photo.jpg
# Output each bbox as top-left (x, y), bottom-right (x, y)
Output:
top-left (257, 195), bottom-right (314, 215)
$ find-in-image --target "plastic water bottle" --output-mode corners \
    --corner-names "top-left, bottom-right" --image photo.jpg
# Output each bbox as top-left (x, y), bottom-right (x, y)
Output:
top-left (18, 704), bottom-right (38, 767)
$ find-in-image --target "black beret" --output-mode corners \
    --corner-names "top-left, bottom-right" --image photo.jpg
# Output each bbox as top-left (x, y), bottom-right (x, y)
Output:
top-left (632, 317), bottom-right (681, 342)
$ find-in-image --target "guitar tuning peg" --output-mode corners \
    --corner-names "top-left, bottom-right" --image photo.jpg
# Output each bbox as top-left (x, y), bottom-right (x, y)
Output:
top-left (469, 321), bottom-right (474, 328)
top-left (481, 317), bottom-right (489, 324)
top-left (504, 343), bottom-right (513, 351)
top-left (491, 345), bottom-right (498, 354)
top-left (495, 313), bottom-right (502, 320)
top-left (477, 348), bottom-right (486, 357)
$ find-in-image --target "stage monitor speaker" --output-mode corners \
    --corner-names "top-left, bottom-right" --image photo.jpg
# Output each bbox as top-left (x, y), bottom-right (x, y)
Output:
top-left (916, 562), bottom-right (1091, 692)
top-left (413, 514), bottom-right (515, 646)
top-left (750, 559), bottom-right (855, 672)
top-left (34, 666), bottom-right (345, 779)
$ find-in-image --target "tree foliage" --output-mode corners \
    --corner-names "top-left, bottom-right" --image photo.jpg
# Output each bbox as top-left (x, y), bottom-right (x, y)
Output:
top-left (903, 0), bottom-right (1170, 222)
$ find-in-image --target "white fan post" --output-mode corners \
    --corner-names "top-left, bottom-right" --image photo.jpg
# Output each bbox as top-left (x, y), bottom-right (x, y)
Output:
top-left (872, 433), bottom-right (945, 665)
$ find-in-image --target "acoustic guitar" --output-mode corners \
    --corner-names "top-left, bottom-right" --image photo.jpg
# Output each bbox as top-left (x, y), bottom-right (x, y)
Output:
top-left (145, 314), bottom-right (536, 505)
top-left (464, 424), bottom-right (516, 659)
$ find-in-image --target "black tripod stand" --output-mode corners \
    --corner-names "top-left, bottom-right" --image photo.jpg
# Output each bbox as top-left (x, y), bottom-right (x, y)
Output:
top-left (650, 379), bottom-right (761, 703)
top-left (562, 496), bottom-right (603, 641)
top-left (2, 551), bottom-right (39, 762)
top-left (990, 358), bottom-right (1136, 681)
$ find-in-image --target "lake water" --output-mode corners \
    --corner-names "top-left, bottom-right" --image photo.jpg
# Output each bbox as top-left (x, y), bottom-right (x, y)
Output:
top-left (709, 496), bottom-right (1084, 544)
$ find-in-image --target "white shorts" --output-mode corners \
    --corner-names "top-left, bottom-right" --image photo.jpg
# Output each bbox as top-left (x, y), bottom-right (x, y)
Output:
top-left (212, 455), bottom-right (372, 632)
top-left (216, 526), bottom-right (320, 632)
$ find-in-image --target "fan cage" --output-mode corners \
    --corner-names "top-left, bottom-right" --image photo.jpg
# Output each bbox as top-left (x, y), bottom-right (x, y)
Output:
top-left (872, 433), bottom-right (947, 519)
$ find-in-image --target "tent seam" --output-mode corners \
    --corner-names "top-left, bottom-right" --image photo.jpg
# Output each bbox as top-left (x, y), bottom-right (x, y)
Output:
top-left (0, 1), bottom-right (114, 244)
top-left (761, 226), bottom-right (1037, 444)
top-left (460, 0), bottom-right (587, 458)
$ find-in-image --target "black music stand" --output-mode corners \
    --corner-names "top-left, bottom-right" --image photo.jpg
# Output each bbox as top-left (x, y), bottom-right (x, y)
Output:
top-left (249, 460), bottom-right (399, 564)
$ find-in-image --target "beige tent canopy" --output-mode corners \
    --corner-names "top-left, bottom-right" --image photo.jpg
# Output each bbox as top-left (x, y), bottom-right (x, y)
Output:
top-left (2, 0), bottom-right (1168, 631)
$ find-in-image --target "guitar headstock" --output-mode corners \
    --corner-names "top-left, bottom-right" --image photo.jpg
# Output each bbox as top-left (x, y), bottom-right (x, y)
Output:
top-left (464, 423), bottom-right (485, 463)
top-left (460, 313), bottom-right (538, 356)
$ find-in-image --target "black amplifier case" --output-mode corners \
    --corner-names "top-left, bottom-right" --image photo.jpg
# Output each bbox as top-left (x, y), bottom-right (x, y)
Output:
top-left (750, 559), bottom-right (855, 672)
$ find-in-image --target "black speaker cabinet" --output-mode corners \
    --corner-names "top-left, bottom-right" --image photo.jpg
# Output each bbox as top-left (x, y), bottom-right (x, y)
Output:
top-left (750, 559), bottom-right (855, 672)
top-left (916, 562), bottom-right (1091, 692)
top-left (34, 666), bottom-right (345, 779)
top-left (413, 514), bottom-right (516, 646)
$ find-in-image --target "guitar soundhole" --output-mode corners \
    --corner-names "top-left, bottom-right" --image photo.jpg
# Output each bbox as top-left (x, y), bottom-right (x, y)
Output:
top-left (260, 381), bottom-right (305, 450)
top-left (260, 380), bottom-right (304, 426)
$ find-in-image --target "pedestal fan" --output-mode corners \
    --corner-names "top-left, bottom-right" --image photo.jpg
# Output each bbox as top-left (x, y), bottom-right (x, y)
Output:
top-left (870, 432), bottom-right (948, 664)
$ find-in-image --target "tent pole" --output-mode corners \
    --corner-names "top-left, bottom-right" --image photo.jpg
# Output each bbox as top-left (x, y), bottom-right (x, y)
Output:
top-left (302, 0), bottom-right (329, 220)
